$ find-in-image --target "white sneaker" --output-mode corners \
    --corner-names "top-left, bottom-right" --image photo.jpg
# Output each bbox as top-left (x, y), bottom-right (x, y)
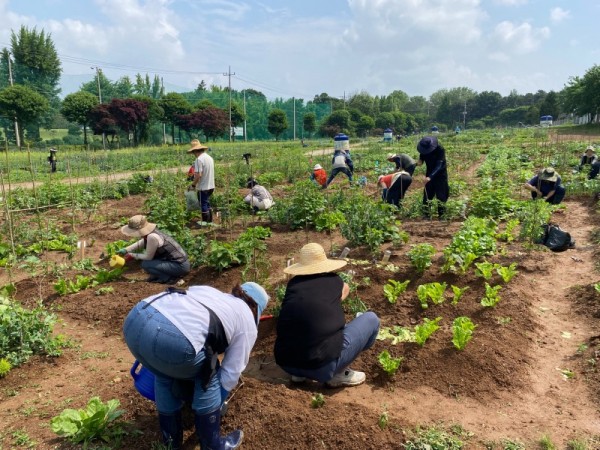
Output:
top-left (290, 375), bottom-right (306, 383)
top-left (325, 368), bottom-right (365, 388)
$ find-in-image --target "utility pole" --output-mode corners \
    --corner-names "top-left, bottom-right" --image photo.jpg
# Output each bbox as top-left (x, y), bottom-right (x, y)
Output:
top-left (223, 66), bottom-right (235, 142)
top-left (462, 101), bottom-right (467, 130)
top-left (161, 77), bottom-right (166, 145)
top-left (7, 53), bottom-right (20, 149)
top-left (91, 66), bottom-right (106, 150)
top-left (243, 89), bottom-right (247, 142)
top-left (293, 97), bottom-right (296, 141)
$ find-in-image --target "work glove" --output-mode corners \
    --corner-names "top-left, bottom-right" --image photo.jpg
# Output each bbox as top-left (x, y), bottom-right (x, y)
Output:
top-left (124, 253), bottom-right (135, 262)
top-left (117, 248), bottom-right (127, 255)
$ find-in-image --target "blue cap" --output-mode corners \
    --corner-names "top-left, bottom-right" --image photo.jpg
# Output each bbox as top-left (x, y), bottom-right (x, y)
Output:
top-left (241, 282), bottom-right (269, 324)
top-left (334, 133), bottom-right (349, 141)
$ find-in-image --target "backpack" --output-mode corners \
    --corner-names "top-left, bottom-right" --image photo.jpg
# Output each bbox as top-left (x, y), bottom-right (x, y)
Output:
top-left (537, 223), bottom-right (575, 252)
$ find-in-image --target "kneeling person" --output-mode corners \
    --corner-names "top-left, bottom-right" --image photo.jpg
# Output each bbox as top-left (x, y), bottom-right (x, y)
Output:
top-left (274, 243), bottom-right (380, 387)
top-left (243, 178), bottom-right (274, 212)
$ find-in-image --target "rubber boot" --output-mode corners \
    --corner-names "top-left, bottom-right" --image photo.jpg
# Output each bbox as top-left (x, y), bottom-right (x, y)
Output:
top-left (158, 411), bottom-right (183, 450)
top-left (195, 409), bottom-right (243, 450)
top-left (202, 210), bottom-right (211, 223)
top-left (207, 208), bottom-right (213, 223)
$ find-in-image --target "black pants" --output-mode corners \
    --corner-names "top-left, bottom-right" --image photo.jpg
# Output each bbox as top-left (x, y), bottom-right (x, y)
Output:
top-left (422, 178), bottom-right (449, 218)
top-left (385, 174), bottom-right (412, 207)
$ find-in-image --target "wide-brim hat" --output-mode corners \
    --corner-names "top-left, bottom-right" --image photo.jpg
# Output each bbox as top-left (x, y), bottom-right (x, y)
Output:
top-left (283, 243), bottom-right (347, 275)
top-left (187, 139), bottom-right (209, 153)
top-left (387, 153), bottom-right (397, 160)
top-left (417, 136), bottom-right (438, 155)
top-left (313, 164), bottom-right (323, 170)
top-left (539, 167), bottom-right (558, 182)
top-left (120, 215), bottom-right (156, 237)
top-left (585, 145), bottom-right (595, 153)
top-left (49, 148), bottom-right (57, 152)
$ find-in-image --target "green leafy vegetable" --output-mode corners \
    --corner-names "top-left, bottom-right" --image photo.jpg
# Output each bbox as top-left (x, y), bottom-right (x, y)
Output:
top-left (378, 350), bottom-right (403, 376)
top-left (450, 285), bottom-right (469, 305)
top-left (406, 243), bottom-right (435, 274)
top-left (414, 317), bottom-right (442, 346)
top-left (496, 263), bottom-right (518, 283)
top-left (480, 283), bottom-right (502, 307)
top-left (50, 397), bottom-right (126, 444)
top-left (416, 282), bottom-right (447, 309)
top-left (452, 317), bottom-right (477, 350)
top-left (377, 326), bottom-right (415, 345)
top-left (383, 279), bottom-right (410, 304)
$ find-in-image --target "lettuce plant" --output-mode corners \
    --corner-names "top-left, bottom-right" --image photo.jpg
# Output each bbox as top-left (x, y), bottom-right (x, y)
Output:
top-left (452, 317), bottom-right (477, 350)
top-left (414, 317), bottom-right (442, 346)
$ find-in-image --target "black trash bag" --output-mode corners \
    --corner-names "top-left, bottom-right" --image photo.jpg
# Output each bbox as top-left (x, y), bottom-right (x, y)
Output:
top-left (536, 223), bottom-right (575, 252)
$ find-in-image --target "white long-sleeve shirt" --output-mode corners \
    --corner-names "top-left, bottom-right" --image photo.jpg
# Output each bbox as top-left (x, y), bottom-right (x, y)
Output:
top-left (125, 233), bottom-right (163, 260)
top-left (141, 285), bottom-right (257, 392)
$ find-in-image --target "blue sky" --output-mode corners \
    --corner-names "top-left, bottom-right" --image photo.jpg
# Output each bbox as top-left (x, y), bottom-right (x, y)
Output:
top-left (1, 0), bottom-right (598, 100)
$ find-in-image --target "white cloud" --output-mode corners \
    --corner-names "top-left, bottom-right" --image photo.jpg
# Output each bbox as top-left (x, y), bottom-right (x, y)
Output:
top-left (491, 21), bottom-right (550, 54)
top-left (488, 52), bottom-right (509, 62)
top-left (493, 0), bottom-right (528, 5)
top-left (550, 7), bottom-right (570, 23)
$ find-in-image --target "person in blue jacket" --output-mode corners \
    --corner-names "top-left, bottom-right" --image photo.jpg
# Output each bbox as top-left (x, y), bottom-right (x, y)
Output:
top-left (416, 136), bottom-right (449, 219)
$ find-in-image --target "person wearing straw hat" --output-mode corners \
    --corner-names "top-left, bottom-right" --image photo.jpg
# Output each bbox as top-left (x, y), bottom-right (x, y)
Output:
top-left (386, 153), bottom-right (416, 176)
top-left (187, 139), bottom-right (215, 223)
top-left (578, 145), bottom-right (599, 180)
top-left (524, 167), bottom-right (566, 205)
top-left (243, 177), bottom-right (274, 212)
top-left (377, 170), bottom-right (412, 207)
top-left (416, 136), bottom-right (449, 219)
top-left (118, 215), bottom-right (190, 283)
top-left (123, 282), bottom-right (269, 450)
top-left (310, 163), bottom-right (327, 188)
top-left (274, 243), bottom-right (380, 388)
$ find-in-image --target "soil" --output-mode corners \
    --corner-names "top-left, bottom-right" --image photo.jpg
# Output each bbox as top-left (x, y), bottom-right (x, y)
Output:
top-left (1, 191), bottom-right (600, 449)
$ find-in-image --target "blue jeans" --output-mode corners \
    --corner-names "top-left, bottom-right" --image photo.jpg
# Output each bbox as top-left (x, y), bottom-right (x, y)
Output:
top-left (281, 311), bottom-right (380, 383)
top-left (197, 189), bottom-right (214, 215)
top-left (123, 302), bottom-right (221, 414)
top-left (141, 260), bottom-right (190, 282)
top-left (326, 167), bottom-right (353, 187)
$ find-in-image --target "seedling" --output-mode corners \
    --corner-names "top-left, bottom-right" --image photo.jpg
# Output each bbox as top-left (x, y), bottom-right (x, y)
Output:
top-left (383, 279), bottom-right (410, 304)
top-left (311, 393), bottom-right (325, 409)
top-left (452, 317), bottom-right (477, 350)
top-left (417, 282), bottom-right (446, 309)
top-left (378, 350), bottom-right (403, 376)
top-left (480, 283), bottom-right (501, 307)
top-left (414, 317), bottom-right (442, 346)
top-left (496, 263), bottom-right (518, 283)
top-left (378, 411), bottom-right (389, 430)
top-left (475, 261), bottom-right (497, 280)
top-left (450, 285), bottom-right (469, 305)
top-left (406, 243), bottom-right (435, 274)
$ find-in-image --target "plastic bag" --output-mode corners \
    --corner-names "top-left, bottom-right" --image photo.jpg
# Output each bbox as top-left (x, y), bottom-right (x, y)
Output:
top-left (185, 190), bottom-right (201, 211)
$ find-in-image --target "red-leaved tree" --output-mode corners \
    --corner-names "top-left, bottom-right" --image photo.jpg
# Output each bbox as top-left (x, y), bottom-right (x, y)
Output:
top-left (176, 106), bottom-right (229, 141)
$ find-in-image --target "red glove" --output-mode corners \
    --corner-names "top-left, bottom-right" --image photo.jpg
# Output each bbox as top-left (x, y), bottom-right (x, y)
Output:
top-left (124, 254), bottom-right (135, 262)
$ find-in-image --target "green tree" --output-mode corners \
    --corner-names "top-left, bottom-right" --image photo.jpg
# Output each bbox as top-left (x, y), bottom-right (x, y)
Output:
top-left (320, 110), bottom-right (351, 137)
top-left (0, 85), bottom-right (49, 145)
top-left (355, 115), bottom-right (375, 137)
top-left (267, 109), bottom-right (288, 140)
top-left (303, 112), bottom-right (317, 137)
top-left (159, 92), bottom-right (192, 143)
top-left (60, 91), bottom-right (99, 145)
top-left (538, 91), bottom-right (560, 120)
top-left (3, 26), bottom-right (61, 136)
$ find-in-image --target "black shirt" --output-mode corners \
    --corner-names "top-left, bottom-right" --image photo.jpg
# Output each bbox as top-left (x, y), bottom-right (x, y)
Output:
top-left (419, 146), bottom-right (448, 181)
top-left (274, 273), bottom-right (345, 369)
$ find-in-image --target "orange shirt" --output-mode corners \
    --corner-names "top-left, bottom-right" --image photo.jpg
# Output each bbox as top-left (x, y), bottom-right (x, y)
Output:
top-left (313, 168), bottom-right (327, 187)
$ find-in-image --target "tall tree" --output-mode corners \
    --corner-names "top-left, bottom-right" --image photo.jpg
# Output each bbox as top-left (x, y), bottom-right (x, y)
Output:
top-left (60, 91), bottom-right (99, 145)
top-left (2, 26), bottom-right (61, 135)
top-left (538, 91), bottom-right (560, 120)
top-left (267, 109), bottom-right (288, 141)
top-left (303, 112), bottom-right (316, 137)
top-left (0, 85), bottom-right (49, 145)
top-left (159, 92), bottom-right (192, 143)
top-left (108, 98), bottom-right (149, 146)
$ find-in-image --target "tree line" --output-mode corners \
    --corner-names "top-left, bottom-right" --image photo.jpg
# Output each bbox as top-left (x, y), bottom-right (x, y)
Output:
top-left (1, 26), bottom-right (599, 148)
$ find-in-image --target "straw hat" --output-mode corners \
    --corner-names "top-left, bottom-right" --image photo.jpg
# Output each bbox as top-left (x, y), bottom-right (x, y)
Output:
top-left (539, 167), bottom-right (558, 182)
top-left (187, 139), bottom-right (209, 153)
top-left (120, 215), bottom-right (156, 237)
top-left (585, 145), bottom-right (595, 153)
top-left (283, 243), bottom-right (347, 275)
top-left (313, 164), bottom-right (323, 170)
top-left (387, 153), bottom-right (397, 160)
